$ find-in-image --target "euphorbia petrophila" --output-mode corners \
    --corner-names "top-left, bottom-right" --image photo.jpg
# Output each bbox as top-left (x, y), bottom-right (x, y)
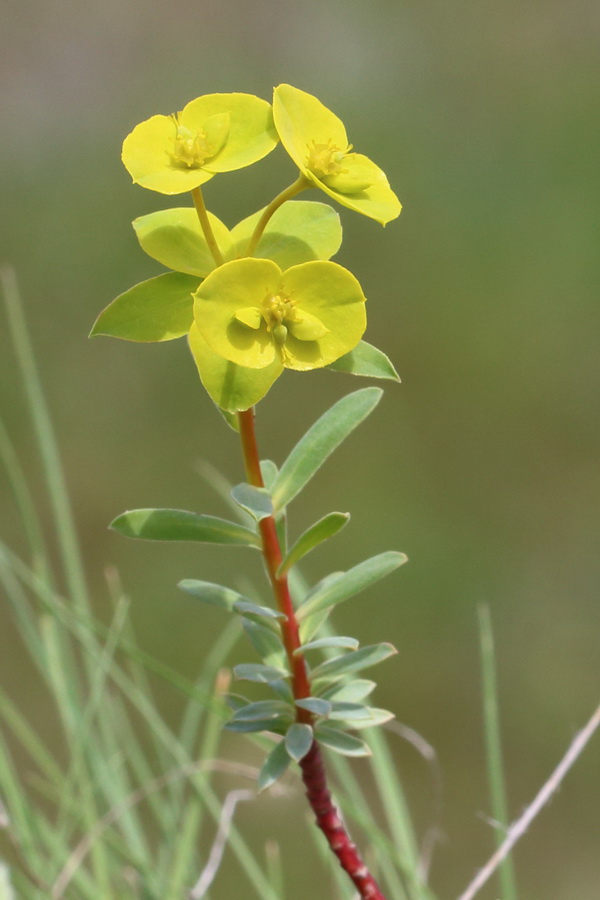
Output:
top-left (94, 84), bottom-right (405, 900)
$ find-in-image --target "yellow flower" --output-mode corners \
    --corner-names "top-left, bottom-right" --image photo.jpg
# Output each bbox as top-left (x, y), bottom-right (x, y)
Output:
top-left (273, 84), bottom-right (401, 225)
top-left (122, 93), bottom-right (278, 194)
top-left (193, 258), bottom-right (366, 376)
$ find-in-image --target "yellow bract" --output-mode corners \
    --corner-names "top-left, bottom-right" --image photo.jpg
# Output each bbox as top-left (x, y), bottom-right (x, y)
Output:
top-left (122, 93), bottom-right (279, 195)
top-left (193, 258), bottom-right (366, 375)
top-left (273, 84), bottom-right (401, 225)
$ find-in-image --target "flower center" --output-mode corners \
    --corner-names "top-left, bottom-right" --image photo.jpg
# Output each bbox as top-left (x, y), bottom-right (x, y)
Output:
top-left (306, 139), bottom-right (348, 178)
top-left (262, 293), bottom-right (297, 344)
top-left (170, 112), bottom-right (230, 169)
top-left (172, 125), bottom-right (212, 169)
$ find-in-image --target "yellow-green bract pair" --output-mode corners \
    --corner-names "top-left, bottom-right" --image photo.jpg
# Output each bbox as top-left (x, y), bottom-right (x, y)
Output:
top-left (106, 85), bottom-right (401, 410)
top-left (122, 84), bottom-right (400, 226)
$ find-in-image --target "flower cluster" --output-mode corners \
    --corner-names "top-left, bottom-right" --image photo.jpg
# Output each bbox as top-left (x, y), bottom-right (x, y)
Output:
top-left (93, 84), bottom-right (401, 411)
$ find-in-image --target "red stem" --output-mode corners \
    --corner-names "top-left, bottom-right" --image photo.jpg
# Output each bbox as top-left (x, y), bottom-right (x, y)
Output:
top-left (237, 407), bottom-right (387, 900)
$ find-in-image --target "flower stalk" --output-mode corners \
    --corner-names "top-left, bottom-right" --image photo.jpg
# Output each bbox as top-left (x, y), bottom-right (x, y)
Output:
top-left (237, 406), bottom-right (387, 900)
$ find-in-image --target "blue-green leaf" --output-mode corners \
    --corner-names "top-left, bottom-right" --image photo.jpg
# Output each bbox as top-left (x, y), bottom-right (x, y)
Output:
top-left (233, 600), bottom-right (286, 622)
top-left (271, 388), bottom-right (383, 512)
top-left (295, 697), bottom-right (332, 718)
top-left (242, 620), bottom-right (286, 669)
top-left (230, 700), bottom-right (292, 722)
top-left (328, 340), bottom-right (400, 382)
top-left (297, 551), bottom-right (407, 621)
top-left (225, 716), bottom-right (288, 734)
top-left (298, 607), bottom-right (333, 646)
top-left (332, 708), bottom-right (395, 729)
top-left (285, 723), bottom-right (314, 762)
top-left (234, 663), bottom-right (290, 684)
top-left (257, 739), bottom-right (291, 792)
top-left (278, 512), bottom-right (350, 576)
top-left (294, 636), bottom-right (359, 656)
top-left (91, 272), bottom-right (198, 342)
top-left (231, 483), bottom-right (273, 521)
top-left (315, 726), bottom-right (372, 757)
top-left (178, 580), bottom-right (245, 611)
top-left (321, 680), bottom-right (377, 703)
top-left (311, 643), bottom-right (398, 686)
top-left (260, 459), bottom-right (279, 490)
top-left (111, 509), bottom-right (260, 547)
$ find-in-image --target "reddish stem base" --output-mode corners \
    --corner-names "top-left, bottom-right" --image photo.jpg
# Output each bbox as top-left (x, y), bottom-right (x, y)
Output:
top-left (300, 741), bottom-right (387, 900)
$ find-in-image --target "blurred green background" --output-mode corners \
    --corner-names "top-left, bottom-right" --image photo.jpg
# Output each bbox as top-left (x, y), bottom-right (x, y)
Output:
top-left (1, 0), bottom-right (599, 897)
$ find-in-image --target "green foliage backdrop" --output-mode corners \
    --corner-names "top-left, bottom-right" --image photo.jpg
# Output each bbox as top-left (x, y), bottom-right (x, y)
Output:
top-left (1, 1), bottom-right (599, 897)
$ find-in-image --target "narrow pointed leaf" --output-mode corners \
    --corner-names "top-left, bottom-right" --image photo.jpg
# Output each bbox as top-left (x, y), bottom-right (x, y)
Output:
top-left (285, 723), bottom-right (314, 762)
top-left (242, 620), bottom-right (286, 669)
top-left (329, 702), bottom-right (376, 720)
top-left (278, 512), bottom-right (350, 576)
top-left (260, 459), bottom-right (279, 490)
top-left (294, 635), bottom-right (359, 655)
top-left (297, 551), bottom-right (407, 621)
top-left (258, 739), bottom-right (291, 792)
top-left (315, 726), bottom-right (371, 757)
top-left (333, 708), bottom-right (395, 729)
top-left (111, 509), bottom-right (260, 547)
top-left (91, 272), bottom-right (197, 341)
top-left (233, 600), bottom-right (286, 622)
top-left (234, 663), bottom-right (290, 684)
top-left (231, 483), bottom-right (273, 521)
top-left (271, 387), bottom-right (383, 512)
top-left (321, 680), bottom-right (377, 703)
top-left (178, 579), bottom-right (245, 610)
top-left (225, 716), bottom-right (288, 734)
top-left (295, 697), bottom-right (332, 718)
top-left (298, 607), bottom-right (333, 645)
top-left (328, 340), bottom-right (400, 382)
top-left (311, 643), bottom-right (398, 685)
top-left (230, 700), bottom-right (292, 722)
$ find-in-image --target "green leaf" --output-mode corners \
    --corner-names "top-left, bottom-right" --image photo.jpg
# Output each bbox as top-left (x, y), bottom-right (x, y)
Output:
top-left (271, 387), bottom-right (383, 512)
top-left (321, 679), bottom-right (377, 703)
top-left (258, 739), bottom-right (292, 792)
top-left (232, 600), bottom-right (286, 622)
top-left (328, 340), bottom-right (400, 382)
top-left (311, 643), bottom-right (398, 685)
top-left (188, 323), bottom-right (281, 412)
top-left (295, 697), bottom-right (332, 718)
top-left (331, 708), bottom-right (395, 730)
top-left (298, 607), bottom-right (332, 645)
top-left (225, 716), bottom-right (288, 734)
top-left (111, 509), bottom-right (260, 547)
top-left (231, 483), bottom-right (273, 521)
top-left (297, 551), bottom-right (407, 621)
top-left (269, 677), bottom-right (294, 703)
top-left (294, 635), bottom-right (359, 656)
top-left (278, 512), bottom-right (350, 576)
top-left (329, 702), bottom-right (378, 721)
top-left (91, 272), bottom-right (197, 342)
top-left (228, 200), bottom-right (342, 268)
top-left (242, 620), bottom-right (287, 669)
top-left (178, 579), bottom-right (245, 610)
top-left (315, 725), bottom-right (371, 757)
top-left (234, 663), bottom-right (290, 684)
top-left (230, 700), bottom-right (292, 722)
top-left (133, 207), bottom-right (231, 277)
top-left (260, 459), bottom-right (279, 491)
top-left (285, 723), bottom-right (313, 762)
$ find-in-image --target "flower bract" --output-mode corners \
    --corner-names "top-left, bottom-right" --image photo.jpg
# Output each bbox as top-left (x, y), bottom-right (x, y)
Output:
top-left (122, 93), bottom-right (279, 194)
top-left (193, 258), bottom-right (366, 376)
top-left (273, 84), bottom-right (401, 225)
